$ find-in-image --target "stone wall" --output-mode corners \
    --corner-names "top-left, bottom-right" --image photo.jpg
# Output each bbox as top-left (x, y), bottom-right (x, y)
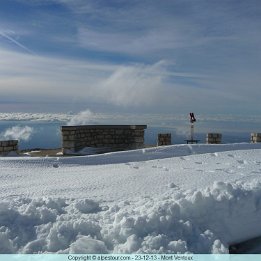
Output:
top-left (251, 133), bottom-right (261, 143)
top-left (157, 133), bottom-right (171, 146)
top-left (61, 125), bottom-right (147, 154)
top-left (206, 133), bottom-right (222, 144)
top-left (0, 140), bottom-right (18, 156)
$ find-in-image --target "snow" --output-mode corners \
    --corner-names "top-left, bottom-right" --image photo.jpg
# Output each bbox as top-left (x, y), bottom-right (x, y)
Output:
top-left (1, 143), bottom-right (261, 253)
top-left (63, 146), bottom-right (109, 155)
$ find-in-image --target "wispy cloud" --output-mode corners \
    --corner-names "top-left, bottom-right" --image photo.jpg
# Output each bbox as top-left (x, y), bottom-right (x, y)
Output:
top-left (0, 45), bottom-right (260, 114)
top-left (0, 48), bottom-right (207, 111)
top-left (60, 0), bottom-right (243, 58)
top-left (0, 0), bottom-right (260, 115)
top-left (0, 30), bottom-right (33, 54)
top-left (0, 48), bottom-right (113, 101)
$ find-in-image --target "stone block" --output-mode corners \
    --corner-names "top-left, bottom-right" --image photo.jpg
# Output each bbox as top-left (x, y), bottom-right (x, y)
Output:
top-left (63, 141), bottom-right (75, 148)
top-left (8, 141), bottom-right (14, 146)
top-left (134, 130), bottom-right (144, 136)
top-left (62, 131), bottom-right (70, 136)
top-left (115, 130), bottom-right (124, 135)
top-left (251, 133), bottom-right (261, 143)
top-left (66, 135), bottom-right (75, 140)
top-left (133, 137), bottom-right (143, 143)
top-left (2, 141), bottom-right (8, 146)
top-left (157, 133), bottom-right (171, 146)
top-left (206, 133), bottom-right (222, 144)
top-left (3, 146), bottom-right (14, 151)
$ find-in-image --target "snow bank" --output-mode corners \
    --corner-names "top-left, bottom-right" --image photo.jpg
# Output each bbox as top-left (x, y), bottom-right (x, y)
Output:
top-left (57, 143), bottom-right (261, 166)
top-left (1, 180), bottom-right (261, 254)
top-left (2, 144), bottom-right (261, 253)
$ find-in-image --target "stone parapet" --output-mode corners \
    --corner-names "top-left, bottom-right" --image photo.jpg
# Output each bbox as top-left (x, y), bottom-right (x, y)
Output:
top-left (61, 125), bottom-right (147, 155)
top-left (157, 133), bottom-right (171, 146)
top-left (251, 133), bottom-right (261, 143)
top-left (206, 133), bottom-right (222, 144)
top-left (0, 140), bottom-right (18, 156)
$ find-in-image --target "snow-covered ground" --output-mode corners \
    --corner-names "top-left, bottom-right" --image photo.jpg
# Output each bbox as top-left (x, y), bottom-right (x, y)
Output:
top-left (1, 143), bottom-right (261, 254)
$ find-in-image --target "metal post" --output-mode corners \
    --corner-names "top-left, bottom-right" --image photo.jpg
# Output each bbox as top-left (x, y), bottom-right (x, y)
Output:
top-left (189, 112), bottom-right (196, 143)
top-left (191, 123), bottom-right (194, 141)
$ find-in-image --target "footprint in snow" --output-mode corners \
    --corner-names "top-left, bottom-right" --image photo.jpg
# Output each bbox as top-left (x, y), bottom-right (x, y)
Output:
top-left (169, 183), bottom-right (177, 188)
top-left (228, 154), bottom-right (235, 158)
top-left (151, 165), bottom-right (168, 171)
top-left (53, 163), bottom-right (59, 168)
top-left (225, 169), bottom-right (235, 174)
top-left (251, 171), bottom-right (261, 174)
top-left (195, 161), bottom-right (203, 165)
top-left (237, 160), bottom-right (248, 165)
top-left (211, 153), bottom-right (219, 157)
top-left (132, 166), bottom-right (139, 169)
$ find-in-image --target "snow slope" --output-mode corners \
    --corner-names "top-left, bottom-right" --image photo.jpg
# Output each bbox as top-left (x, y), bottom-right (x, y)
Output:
top-left (1, 143), bottom-right (261, 254)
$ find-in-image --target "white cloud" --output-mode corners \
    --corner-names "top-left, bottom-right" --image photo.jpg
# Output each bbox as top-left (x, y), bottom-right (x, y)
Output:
top-left (0, 126), bottom-right (34, 141)
top-left (67, 110), bottom-right (96, 125)
top-left (93, 61), bottom-right (169, 107)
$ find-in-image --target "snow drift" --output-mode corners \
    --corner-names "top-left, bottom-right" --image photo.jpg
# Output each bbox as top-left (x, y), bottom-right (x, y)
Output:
top-left (0, 180), bottom-right (261, 253)
top-left (1, 144), bottom-right (261, 253)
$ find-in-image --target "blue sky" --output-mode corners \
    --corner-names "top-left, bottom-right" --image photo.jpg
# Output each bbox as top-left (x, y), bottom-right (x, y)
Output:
top-left (0, 0), bottom-right (261, 115)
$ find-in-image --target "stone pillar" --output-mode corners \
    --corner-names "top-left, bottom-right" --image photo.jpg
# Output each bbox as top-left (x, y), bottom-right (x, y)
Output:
top-left (0, 140), bottom-right (18, 156)
top-left (206, 133), bottom-right (222, 144)
top-left (61, 125), bottom-right (147, 155)
top-left (157, 133), bottom-right (171, 146)
top-left (251, 133), bottom-right (261, 143)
